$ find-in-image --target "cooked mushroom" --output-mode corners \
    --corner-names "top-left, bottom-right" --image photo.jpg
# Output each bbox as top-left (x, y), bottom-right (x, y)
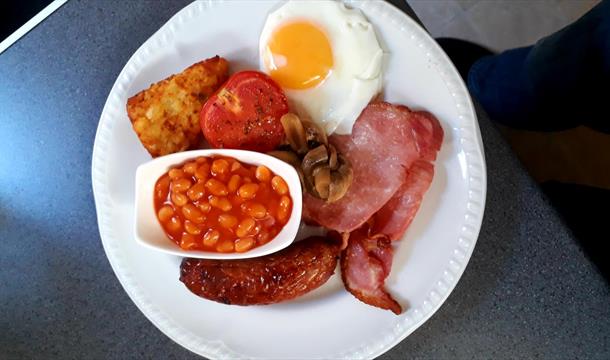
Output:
top-left (302, 119), bottom-right (328, 147)
top-left (314, 166), bottom-right (331, 199)
top-left (280, 113), bottom-right (308, 155)
top-left (328, 144), bottom-right (338, 170)
top-left (302, 145), bottom-right (329, 179)
top-left (327, 155), bottom-right (353, 203)
top-left (273, 114), bottom-right (352, 202)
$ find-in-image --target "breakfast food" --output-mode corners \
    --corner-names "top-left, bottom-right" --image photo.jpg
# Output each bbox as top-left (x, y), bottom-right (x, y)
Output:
top-left (341, 227), bottom-right (401, 314)
top-left (127, 56), bottom-right (229, 157)
top-left (154, 156), bottom-right (292, 253)
top-left (127, 1), bottom-right (446, 315)
top-left (180, 236), bottom-right (340, 305)
top-left (200, 71), bottom-right (288, 152)
top-left (259, 0), bottom-right (383, 135)
top-left (272, 112), bottom-right (354, 203)
top-left (336, 105), bottom-right (443, 312)
top-left (371, 160), bottom-right (435, 240)
top-left (302, 102), bottom-right (443, 233)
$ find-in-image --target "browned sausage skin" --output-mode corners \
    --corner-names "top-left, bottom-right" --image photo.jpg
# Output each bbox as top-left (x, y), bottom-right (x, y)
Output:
top-left (179, 237), bottom-right (340, 305)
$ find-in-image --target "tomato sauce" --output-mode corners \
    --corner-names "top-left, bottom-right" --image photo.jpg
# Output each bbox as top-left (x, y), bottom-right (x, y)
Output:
top-left (154, 156), bottom-right (292, 253)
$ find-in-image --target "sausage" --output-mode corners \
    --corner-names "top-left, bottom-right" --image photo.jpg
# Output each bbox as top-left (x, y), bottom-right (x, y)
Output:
top-left (179, 236), bottom-right (340, 305)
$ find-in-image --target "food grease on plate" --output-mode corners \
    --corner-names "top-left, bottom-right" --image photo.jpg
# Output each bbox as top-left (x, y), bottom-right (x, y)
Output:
top-left (126, 0), bottom-right (444, 314)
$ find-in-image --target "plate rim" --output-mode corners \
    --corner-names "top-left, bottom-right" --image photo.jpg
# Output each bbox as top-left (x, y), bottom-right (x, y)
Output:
top-left (91, 1), bottom-right (487, 359)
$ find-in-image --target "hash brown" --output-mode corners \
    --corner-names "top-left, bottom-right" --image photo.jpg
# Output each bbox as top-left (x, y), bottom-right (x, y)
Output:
top-left (127, 56), bottom-right (229, 157)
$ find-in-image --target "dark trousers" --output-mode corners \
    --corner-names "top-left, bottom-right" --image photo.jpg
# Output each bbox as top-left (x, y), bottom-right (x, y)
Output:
top-left (468, 0), bottom-right (610, 133)
top-left (466, 0), bottom-right (610, 278)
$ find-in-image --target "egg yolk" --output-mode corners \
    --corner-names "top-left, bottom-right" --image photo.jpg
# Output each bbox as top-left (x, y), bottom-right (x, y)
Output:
top-left (265, 21), bottom-right (333, 90)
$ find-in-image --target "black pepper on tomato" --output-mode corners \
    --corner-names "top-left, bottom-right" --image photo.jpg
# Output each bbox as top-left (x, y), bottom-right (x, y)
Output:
top-left (200, 71), bottom-right (289, 152)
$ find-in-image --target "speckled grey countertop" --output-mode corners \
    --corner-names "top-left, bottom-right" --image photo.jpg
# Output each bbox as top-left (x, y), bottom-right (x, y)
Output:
top-left (1, 0), bottom-right (609, 359)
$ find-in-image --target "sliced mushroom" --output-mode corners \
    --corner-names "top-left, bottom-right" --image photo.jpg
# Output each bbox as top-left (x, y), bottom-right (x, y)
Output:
top-left (272, 117), bottom-right (351, 202)
top-left (327, 155), bottom-right (353, 203)
top-left (280, 113), bottom-right (308, 155)
top-left (302, 119), bottom-right (328, 147)
top-left (312, 163), bottom-right (328, 177)
top-left (302, 145), bottom-right (329, 179)
top-left (303, 175), bottom-right (318, 198)
top-left (314, 166), bottom-right (331, 199)
top-left (328, 144), bottom-right (338, 170)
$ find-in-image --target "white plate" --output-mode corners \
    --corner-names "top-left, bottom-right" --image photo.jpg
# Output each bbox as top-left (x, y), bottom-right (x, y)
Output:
top-left (91, 1), bottom-right (487, 359)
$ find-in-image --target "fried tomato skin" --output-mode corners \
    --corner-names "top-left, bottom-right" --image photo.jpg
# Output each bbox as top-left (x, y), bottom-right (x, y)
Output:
top-left (200, 71), bottom-right (288, 152)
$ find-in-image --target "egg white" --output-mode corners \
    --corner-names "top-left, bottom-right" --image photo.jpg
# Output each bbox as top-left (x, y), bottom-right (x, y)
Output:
top-left (259, 0), bottom-right (384, 135)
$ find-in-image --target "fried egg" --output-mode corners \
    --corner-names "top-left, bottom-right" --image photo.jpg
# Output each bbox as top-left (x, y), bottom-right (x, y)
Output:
top-left (259, 0), bottom-right (384, 135)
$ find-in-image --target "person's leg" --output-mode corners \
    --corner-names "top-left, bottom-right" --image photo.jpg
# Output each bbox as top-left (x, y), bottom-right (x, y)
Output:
top-left (436, 38), bottom-right (493, 80)
top-left (467, 0), bottom-right (610, 132)
top-left (437, 2), bottom-right (610, 282)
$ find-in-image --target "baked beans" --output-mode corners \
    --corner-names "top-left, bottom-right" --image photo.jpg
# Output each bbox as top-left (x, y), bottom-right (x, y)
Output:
top-left (154, 156), bottom-right (292, 253)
